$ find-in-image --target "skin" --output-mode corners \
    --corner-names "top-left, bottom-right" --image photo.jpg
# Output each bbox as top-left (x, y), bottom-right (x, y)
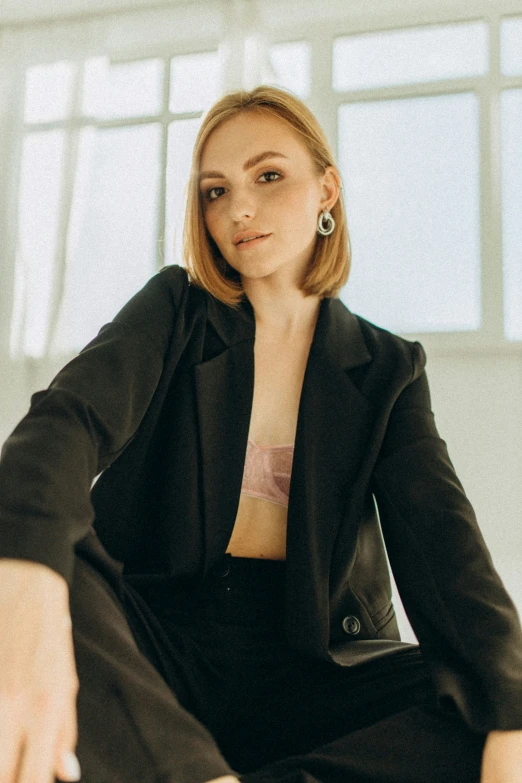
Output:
top-left (200, 110), bottom-right (340, 562)
top-left (199, 110), bottom-right (339, 302)
top-left (0, 559), bottom-right (80, 783)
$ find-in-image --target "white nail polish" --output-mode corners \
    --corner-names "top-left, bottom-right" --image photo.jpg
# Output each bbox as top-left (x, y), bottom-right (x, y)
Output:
top-left (62, 751), bottom-right (81, 781)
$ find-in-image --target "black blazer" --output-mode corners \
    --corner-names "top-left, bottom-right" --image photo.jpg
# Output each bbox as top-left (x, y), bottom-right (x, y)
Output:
top-left (1, 264), bottom-right (522, 734)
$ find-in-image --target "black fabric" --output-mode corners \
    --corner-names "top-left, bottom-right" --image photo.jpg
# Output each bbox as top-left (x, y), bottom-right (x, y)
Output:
top-left (69, 554), bottom-right (235, 783)
top-left (1, 265), bottom-right (522, 733)
top-left (69, 547), bottom-right (485, 783)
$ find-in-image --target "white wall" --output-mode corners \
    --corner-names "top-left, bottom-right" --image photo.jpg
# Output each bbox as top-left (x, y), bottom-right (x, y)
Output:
top-left (427, 352), bottom-right (522, 612)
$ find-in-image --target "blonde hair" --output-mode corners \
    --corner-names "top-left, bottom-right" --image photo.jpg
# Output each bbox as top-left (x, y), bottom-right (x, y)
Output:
top-left (183, 85), bottom-right (351, 306)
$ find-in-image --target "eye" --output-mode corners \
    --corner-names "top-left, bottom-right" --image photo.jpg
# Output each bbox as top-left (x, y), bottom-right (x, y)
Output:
top-left (258, 170), bottom-right (282, 183)
top-left (204, 186), bottom-right (226, 202)
top-left (201, 169), bottom-right (282, 202)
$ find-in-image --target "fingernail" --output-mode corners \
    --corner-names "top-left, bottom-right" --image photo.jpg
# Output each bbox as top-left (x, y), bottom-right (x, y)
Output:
top-left (62, 751), bottom-right (81, 781)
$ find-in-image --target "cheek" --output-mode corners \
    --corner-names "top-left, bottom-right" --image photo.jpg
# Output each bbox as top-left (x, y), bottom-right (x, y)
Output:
top-left (202, 206), bottom-right (222, 244)
top-left (273, 184), bottom-right (319, 233)
top-left (275, 178), bottom-right (317, 209)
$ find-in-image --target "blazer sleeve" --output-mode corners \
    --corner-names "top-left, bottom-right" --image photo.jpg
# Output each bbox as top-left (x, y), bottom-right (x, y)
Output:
top-left (0, 265), bottom-right (188, 586)
top-left (371, 341), bottom-right (522, 733)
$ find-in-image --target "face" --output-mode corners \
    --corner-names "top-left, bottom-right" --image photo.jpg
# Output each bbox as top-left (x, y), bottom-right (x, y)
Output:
top-left (198, 111), bottom-right (338, 287)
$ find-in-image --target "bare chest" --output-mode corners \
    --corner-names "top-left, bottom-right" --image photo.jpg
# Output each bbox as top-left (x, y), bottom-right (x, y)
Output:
top-left (226, 329), bottom-right (314, 560)
top-left (248, 334), bottom-right (311, 444)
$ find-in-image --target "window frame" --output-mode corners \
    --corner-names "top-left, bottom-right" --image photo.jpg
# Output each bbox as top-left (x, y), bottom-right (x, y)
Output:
top-left (264, 4), bottom-right (522, 356)
top-left (0, 0), bottom-right (521, 363)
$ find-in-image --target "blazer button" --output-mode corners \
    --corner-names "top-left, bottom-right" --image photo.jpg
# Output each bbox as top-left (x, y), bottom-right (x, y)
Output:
top-left (216, 561), bottom-right (230, 578)
top-left (211, 555), bottom-right (231, 578)
top-left (342, 615), bottom-right (361, 635)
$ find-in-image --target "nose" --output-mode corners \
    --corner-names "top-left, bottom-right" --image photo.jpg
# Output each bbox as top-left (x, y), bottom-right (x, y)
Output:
top-left (228, 189), bottom-right (256, 222)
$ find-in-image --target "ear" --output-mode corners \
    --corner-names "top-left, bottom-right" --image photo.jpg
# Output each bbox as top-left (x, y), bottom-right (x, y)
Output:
top-left (319, 166), bottom-right (342, 213)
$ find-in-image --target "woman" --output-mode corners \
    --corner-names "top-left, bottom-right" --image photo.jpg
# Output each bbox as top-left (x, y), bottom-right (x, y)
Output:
top-left (0, 86), bottom-right (521, 783)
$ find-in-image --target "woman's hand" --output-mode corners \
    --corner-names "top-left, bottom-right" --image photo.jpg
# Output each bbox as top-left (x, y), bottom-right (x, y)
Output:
top-left (0, 559), bottom-right (81, 783)
top-left (481, 729), bottom-right (522, 782)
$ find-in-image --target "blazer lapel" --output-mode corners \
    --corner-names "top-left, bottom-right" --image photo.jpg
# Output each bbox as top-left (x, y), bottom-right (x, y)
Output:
top-left (194, 291), bottom-right (374, 648)
top-left (194, 296), bottom-right (255, 572)
top-left (285, 298), bottom-right (374, 656)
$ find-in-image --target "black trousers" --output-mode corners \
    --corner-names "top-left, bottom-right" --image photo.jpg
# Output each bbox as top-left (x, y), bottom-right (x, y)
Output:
top-left (69, 534), bottom-right (485, 783)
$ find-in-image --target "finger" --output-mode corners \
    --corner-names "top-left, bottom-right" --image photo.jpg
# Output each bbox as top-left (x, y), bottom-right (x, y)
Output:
top-left (0, 734), bottom-right (25, 783)
top-left (0, 696), bottom-right (26, 782)
top-left (17, 695), bottom-right (60, 783)
top-left (54, 701), bottom-right (80, 782)
top-left (54, 632), bottom-right (80, 782)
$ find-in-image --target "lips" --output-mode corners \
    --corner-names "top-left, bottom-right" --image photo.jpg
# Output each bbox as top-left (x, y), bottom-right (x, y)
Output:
top-left (234, 234), bottom-right (271, 251)
top-left (238, 235), bottom-right (265, 244)
top-left (232, 230), bottom-right (270, 245)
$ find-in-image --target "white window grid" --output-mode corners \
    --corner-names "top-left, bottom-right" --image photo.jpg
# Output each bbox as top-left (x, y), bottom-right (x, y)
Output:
top-left (0, 1), bottom-right (521, 362)
top-left (270, 9), bottom-right (522, 357)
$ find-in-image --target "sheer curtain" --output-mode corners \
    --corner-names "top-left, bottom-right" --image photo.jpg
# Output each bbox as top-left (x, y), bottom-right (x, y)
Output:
top-left (0, 0), bottom-right (275, 444)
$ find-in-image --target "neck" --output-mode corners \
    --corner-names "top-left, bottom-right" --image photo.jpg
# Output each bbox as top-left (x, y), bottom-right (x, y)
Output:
top-left (242, 277), bottom-right (321, 336)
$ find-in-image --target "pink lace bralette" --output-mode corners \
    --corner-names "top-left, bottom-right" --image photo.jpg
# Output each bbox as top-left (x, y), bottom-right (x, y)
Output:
top-left (240, 438), bottom-right (294, 509)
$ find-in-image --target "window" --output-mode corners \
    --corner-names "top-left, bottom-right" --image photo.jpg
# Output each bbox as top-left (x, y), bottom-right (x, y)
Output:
top-left (269, 40), bottom-right (311, 98)
top-left (338, 93), bottom-right (481, 334)
top-left (500, 16), bottom-right (522, 341)
top-left (3, 4), bottom-right (522, 357)
top-left (500, 15), bottom-right (522, 75)
top-left (332, 22), bottom-right (489, 91)
top-left (9, 50), bottom-right (223, 357)
top-left (501, 88), bottom-right (522, 341)
top-left (333, 21), bottom-right (489, 336)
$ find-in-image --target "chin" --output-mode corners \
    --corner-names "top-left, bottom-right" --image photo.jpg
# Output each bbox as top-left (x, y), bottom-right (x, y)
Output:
top-left (224, 248), bottom-right (309, 283)
top-left (240, 265), bottom-right (284, 282)
top-left (226, 258), bottom-right (279, 279)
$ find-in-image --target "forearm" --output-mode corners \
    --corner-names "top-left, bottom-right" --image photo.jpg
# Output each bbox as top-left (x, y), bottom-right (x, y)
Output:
top-left (0, 321), bottom-right (165, 584)
top-left (481, 729), bottom-right (522, 782)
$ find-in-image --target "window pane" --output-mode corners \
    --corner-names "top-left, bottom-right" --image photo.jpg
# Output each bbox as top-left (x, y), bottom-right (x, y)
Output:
top-left (169, 52), bottom-right (222, 113)
top-left (501, 17), bottom-right (522, 76)
top-left (24, 61), bottom-right (75, 124)
top-left (501, 89), bottom-right (522, 341)
top-left (165, 118), bottom-right (202, 267)
top-left (338, 93), bottom-right (481, 333)
top-left (82, 56), bottom-right (164, 120)
top-left (10, 131), bottom-right (66, 358)
top-left (333, 22), bottom-right (488, 91)
top-left (49, 124), bottom-right (161, 354)
top-left (269, 41), bottom-right (311, 98)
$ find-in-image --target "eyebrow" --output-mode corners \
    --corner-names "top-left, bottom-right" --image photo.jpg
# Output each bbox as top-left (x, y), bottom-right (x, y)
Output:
top-left (198, 151), bottom-right (289, 184)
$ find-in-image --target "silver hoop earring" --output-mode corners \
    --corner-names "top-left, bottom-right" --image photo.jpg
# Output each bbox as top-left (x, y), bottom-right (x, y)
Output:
top-left (317, 208), bottom-right (335, 236)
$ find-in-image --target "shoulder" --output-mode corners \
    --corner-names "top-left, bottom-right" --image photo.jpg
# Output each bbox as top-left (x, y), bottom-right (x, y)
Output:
top-left (109, 264), bottom-right (210, 345)
top-left (136, 263), bottom-right (194, 311)
top-left (323, 298), bottom-right (427, 412)
top-left (350, 307), bottom-right (427, 384)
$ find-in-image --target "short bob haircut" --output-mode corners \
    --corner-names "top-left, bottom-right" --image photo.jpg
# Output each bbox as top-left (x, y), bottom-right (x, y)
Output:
top-left (183, 85), bottom-right (351, 307)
